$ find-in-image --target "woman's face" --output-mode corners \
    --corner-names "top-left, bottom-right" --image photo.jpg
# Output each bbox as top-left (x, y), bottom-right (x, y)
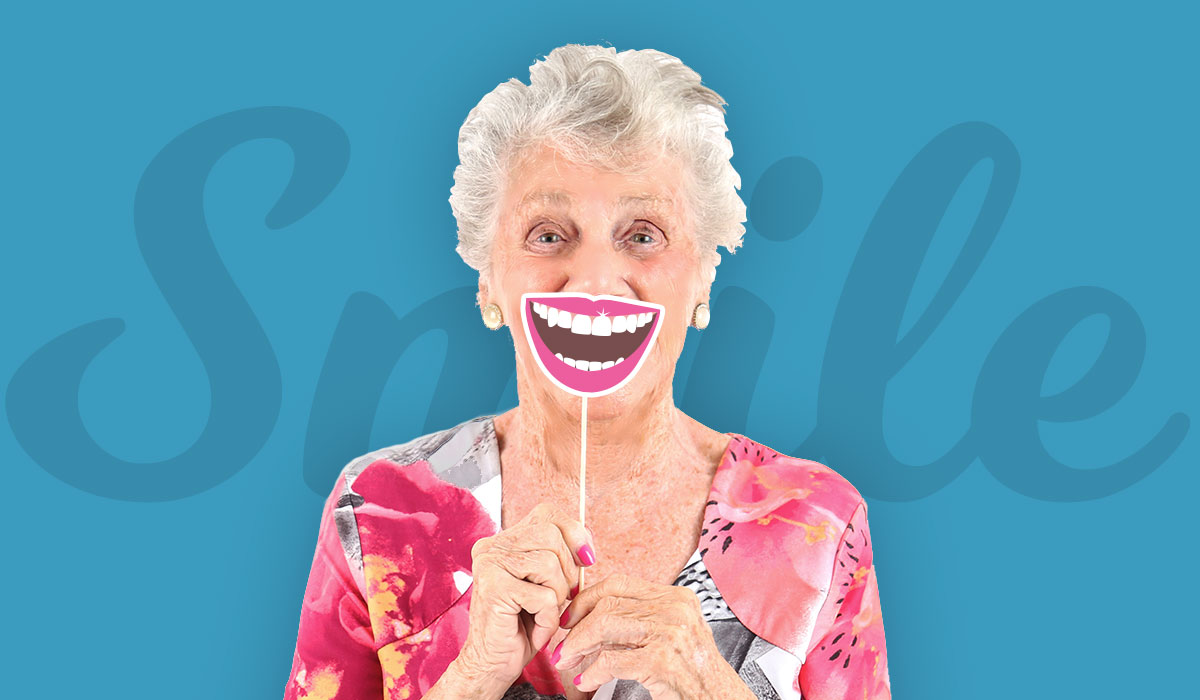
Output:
top-left (481, 142), bottom-right (709, 419)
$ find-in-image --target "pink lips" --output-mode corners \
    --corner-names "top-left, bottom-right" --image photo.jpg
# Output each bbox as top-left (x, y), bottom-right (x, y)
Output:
top-left (520, 292), bottom-right (665, 398)
top-left (526, 295), bottom-right (651, 318)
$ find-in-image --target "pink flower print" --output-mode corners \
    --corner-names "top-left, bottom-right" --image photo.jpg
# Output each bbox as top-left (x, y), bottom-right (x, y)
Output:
top-left (712, 453), bottom-right (814, 523)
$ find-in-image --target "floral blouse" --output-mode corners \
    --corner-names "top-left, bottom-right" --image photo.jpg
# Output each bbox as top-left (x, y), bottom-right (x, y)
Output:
top-left (284, 415), bottom-right (891, 699)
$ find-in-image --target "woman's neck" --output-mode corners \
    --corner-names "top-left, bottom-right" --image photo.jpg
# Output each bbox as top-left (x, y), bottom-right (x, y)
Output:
top-left (494, 389), bottom-right (721, 506)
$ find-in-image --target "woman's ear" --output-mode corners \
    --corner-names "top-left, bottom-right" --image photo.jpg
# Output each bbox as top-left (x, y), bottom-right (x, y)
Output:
top-left (477, 275), bottom-right (491, 309)
top-left (701, 248), bottom-right (721, 287)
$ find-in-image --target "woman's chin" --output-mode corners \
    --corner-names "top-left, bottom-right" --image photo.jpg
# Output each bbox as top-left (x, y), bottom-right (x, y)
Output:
top-left (570, 369), bottom-right (672, 415)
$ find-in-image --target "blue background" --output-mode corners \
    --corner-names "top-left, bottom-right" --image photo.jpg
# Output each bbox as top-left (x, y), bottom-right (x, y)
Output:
top-left (2, 1), bottom-right (1195, 697)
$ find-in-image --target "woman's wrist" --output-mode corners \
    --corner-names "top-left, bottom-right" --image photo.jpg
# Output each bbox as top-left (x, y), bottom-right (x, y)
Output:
top-left (708, 660), bottom-right (759, 700)
top-left (692, 640), bottom-right (758, 700)
top-left (427, 652), bottom-right (509, 699)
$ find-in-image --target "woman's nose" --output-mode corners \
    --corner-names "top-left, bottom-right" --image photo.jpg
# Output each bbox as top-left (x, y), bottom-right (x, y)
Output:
top-left (560, 230), bottom-right (632, 298)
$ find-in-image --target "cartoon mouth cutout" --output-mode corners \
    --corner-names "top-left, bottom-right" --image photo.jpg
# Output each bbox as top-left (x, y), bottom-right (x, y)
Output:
top-left (521, 292), bottom-right (665, 397)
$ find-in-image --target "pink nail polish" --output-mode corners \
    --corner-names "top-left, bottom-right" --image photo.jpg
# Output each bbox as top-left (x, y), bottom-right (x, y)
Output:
top-left (559, 608), bottom-right (570, 627)
top-left (569, 583), bottom-right (579, 597)
top-left (573, 673), bottom-right (583, 686)
top-left (550, 640), bottom-right (564, 666)
top-left (577, 543), bottom-right (596, 566)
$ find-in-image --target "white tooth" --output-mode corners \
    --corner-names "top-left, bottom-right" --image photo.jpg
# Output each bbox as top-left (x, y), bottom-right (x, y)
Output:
top-left (588, 361), bottom-right (602, 371)
top-left (617, 357), bottom-right (625, 364)
top-left (602, 360), bottom-right (614, 369)
top-left (557, 310), bottom-right (572, 329)
top-left (638, 313), bottom-right (649, 326)
top-left (555, 352), bottom-right (563, 361)
top-left (564, 357), bottom-right (576, 368)
top-left (591, 315), bottom-right (611, 336)
top-left (571, 313), bottom-right (591, 335)
top-left (625, 314), bottom-right (638, 331)
top-left (548, 307), bottom-right (558, 326)
top-left (537, 303), bottom-right (548, 318)
top-left (612, 315), bottom-right (628, 333)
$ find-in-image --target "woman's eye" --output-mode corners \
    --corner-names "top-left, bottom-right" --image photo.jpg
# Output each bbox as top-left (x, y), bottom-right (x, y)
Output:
top-left (628, 225), bottom-right (662, 245)
top-left (533, 230), bottom-right (564, 244)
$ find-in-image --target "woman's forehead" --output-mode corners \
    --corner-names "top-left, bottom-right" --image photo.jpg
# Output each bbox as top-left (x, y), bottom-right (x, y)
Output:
top-left (508, 143), bottom-right (685, 202)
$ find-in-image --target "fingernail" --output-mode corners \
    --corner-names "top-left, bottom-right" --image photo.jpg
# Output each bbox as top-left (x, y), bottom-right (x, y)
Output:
top-left (569, 583), bottom-right (579, 597)
top-left (573, 673), bottom-right (583, 686)
top-left (550, 640), bottom-right (564, 666)
top-left (559, 608), bottom-right (571, 627)
top-left (577, 543), bottom-right (596, 566)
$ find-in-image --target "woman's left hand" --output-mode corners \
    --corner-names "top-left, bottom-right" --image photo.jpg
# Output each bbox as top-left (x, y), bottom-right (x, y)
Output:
top-left (552, 573), bottom-right (755, 700)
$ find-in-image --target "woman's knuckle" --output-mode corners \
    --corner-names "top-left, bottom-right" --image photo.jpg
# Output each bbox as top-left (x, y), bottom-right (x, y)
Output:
top-left (528, 548), bottom-right (551, 568)
top-left (504, 549), bottom-right (529, 572)
top-left (542, 523), bottom-right (564, 545)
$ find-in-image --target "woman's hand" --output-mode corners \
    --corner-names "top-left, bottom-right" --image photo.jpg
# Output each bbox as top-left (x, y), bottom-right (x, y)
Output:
top-left (456, 502), bottom-right (596, 689)
top-left (552, 574), bottom-right (755, 700)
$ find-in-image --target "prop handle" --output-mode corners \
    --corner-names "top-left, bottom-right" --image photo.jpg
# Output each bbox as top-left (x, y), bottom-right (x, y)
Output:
top-left (579, 395), bottom-right (587, 593)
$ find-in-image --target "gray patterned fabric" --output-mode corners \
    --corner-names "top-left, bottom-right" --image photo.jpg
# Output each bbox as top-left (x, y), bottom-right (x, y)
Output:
top-left (675, 551), bottom-right (736, 622)
top-left (587, 552), bottom-right (785, 700)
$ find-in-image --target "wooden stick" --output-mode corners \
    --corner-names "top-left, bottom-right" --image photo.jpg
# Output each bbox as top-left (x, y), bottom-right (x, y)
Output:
top-left (579, 394), bottom-right (587, 593)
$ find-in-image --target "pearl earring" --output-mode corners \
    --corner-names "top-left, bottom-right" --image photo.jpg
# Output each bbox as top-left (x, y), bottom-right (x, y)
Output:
top-left (481, 303), bottom-right (504, 330)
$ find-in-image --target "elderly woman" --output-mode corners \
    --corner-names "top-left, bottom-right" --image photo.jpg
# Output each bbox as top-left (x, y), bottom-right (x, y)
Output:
top-left (285, 45), bottom-right (890, 700)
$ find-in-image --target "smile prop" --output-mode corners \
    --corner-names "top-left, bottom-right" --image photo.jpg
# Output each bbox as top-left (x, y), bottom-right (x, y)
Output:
top-left (520, 292), bottom-right (665, 590)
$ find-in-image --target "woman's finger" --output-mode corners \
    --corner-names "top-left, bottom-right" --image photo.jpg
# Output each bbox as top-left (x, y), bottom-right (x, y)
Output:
top-left (502, 578), bottom-right (563, 652)
top-left (494, 546), bottom-right (571, 606)
top-left (508, 502), bottom-right (596, 598)
top-left (572, 648), bottom-right (649, 693)
top-left (511, 520), bottom-right (583, 599)
top-left (560, 572), bottom-right (662, 629)
top-left (522, 502), bottom-right (596, 569)
top-left (554, 596), bottom-right (653, 670)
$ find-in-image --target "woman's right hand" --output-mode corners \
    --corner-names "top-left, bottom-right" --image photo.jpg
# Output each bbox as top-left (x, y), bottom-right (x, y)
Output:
top-left (455, 502), bottom-right (597, 687)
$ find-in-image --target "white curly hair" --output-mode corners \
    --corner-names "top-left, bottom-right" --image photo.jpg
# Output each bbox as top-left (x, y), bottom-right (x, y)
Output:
top-left (449, 44), bottom-right (747, 283)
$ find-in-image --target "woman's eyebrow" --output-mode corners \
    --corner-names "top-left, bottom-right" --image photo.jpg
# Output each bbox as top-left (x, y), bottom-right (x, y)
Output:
top-left (518, 191), bottom-right (672, 209)
top-left (517, 190), bottom-right (572, 213)
top-left (619, 194), bottom-right (677, 229)
top-left (618, 193), bottom-right (671, 207)
top-left (515, 190), bottom-right (675, 227)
